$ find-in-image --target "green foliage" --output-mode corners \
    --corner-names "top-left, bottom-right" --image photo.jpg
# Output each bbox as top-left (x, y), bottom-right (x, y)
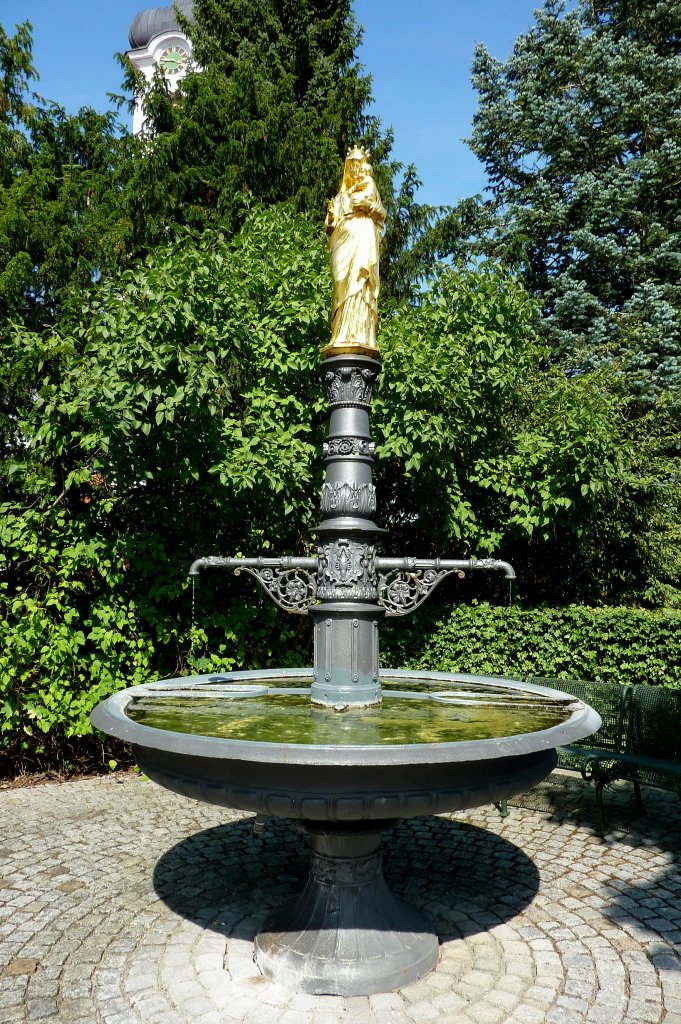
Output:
top-left (0, 9), bottom-right (446, 353)
top-left (376, 262), bottom-right (544, 554)
top-left (372, 263), bottom-right (678, 603)
top-left (0, 23), bottom-right (131, 333)
top-left (442, 0), bottom-right (681, 604)
top-left (1, 10), bottom-right (679, 775)
top-left (121, 0), bottom-right (447, 300)
top-left (381, 602), bottom-right (681, 690)
top-left (452, 0), bottom-right (681, 409)
top-left (1, 205), bottom-right (325, 772)
top-left (2, 206), bottom-right (677, 773)
top-left (0, 505), bottom-right (156, 741)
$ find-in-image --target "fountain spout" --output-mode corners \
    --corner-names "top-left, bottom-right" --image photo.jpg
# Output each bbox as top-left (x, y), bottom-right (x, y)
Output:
top-left (470, 558), bottom-right (516, 580)
top-left (188, 557), bottom-right (214, 576)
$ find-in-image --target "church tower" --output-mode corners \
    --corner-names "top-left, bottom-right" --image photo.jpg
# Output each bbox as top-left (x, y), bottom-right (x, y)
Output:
top-left (127, 1), bottom-right (195, 134)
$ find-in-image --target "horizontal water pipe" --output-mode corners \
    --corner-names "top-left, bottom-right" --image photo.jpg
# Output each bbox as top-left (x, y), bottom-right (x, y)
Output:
top-left (189, 555), bottom-right (318, 577)
top-left (375, 557), bottom-right (516, 580)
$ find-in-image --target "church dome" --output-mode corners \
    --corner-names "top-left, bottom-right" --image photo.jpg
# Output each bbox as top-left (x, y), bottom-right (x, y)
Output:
top-left (128, 0), bottom-right (195, 49)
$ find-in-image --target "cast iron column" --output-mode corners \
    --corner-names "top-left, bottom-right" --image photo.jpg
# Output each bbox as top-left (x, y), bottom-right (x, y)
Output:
top-left (310, 355), bottom-right (384, 706)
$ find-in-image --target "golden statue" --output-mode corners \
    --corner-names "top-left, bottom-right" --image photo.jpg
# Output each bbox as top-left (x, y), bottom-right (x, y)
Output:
top-left (324, 147), bottom-right (386, 357)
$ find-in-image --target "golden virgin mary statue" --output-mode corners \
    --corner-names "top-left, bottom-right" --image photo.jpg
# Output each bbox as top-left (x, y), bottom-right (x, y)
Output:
top-left (324, 147), bottom-right (386, 357)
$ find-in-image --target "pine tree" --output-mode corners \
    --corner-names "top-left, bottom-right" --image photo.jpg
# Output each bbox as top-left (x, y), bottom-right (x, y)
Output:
top-left (0, 23), bottom-right (130, 333)
top-left (456, 0), bottom-right (681, 407)
top-left (124, 2), bottom-right (377, 234)
top-left (122, 0), bottom-right (444, 298)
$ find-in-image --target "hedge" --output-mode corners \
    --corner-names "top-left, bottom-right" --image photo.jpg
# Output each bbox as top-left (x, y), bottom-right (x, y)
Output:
top-left (2, 600), bottom-right (678, 777)
top-left (380, 604), bottom-right (681, 690)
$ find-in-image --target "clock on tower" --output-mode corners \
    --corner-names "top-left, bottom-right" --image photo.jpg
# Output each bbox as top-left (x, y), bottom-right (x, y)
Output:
top-left (158, 45), bottom-right (190, 76)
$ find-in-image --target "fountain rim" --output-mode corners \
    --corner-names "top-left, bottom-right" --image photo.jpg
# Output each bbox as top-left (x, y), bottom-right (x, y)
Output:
top-left (90, 668), bottom-right (602, 767)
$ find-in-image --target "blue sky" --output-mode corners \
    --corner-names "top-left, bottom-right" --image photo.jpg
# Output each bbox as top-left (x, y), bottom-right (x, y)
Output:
top-left (1, 1), bottom-right (541, 207)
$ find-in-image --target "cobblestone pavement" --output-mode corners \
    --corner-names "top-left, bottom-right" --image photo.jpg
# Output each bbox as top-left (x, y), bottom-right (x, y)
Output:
top-left (1, 771), bottom-right (680, 1024)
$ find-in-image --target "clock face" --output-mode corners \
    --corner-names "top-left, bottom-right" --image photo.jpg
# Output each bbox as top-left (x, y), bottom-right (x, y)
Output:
top-left (159, 46), bottom-right (189, 75)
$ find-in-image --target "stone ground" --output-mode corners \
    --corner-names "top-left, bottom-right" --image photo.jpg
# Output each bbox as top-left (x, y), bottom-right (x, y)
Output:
top-left (1, 770), bottom-right (680, 1024)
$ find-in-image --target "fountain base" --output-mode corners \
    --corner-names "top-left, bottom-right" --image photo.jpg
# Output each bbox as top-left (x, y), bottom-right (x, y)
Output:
top-left (254, 821), bottom-right (438, 995)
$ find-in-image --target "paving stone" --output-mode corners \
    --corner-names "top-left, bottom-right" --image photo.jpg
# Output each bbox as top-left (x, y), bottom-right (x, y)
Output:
top-left (26, 996), bottom-right (58, 1019)
top-left (4, 957), bottom-right (35, 980)
top-left (343, 995), bottom-right (371, 1014)
top-left (404, 1000), bottom-right (441, 1021)
top-left (279, 1012), bottom-right (310, 1024)
top-left (58, 997), bottom-right (97, 1016)
top-left (27, 979), bottom-right (59, 1001)
top-left (486, 986), bottom-right (522, 1010)
top-left (310, 1011), bottom-right (346, 1024)
top-left (430, 990), bottom-right (468, 1012)
top-left (1, 1011), bottom-right (27, 1024)
top-left (369, 991), bottom-right (405, 1012)
top-left (1, 771), bottom-right (681, 1024)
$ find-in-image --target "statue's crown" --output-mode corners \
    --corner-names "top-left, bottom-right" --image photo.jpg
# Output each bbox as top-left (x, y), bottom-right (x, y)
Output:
top-left (346, 146), bottom-right (369, 162)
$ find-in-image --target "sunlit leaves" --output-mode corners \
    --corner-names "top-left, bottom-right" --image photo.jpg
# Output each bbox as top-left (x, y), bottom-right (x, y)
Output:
top-left (372, 262), bottom-right (636, 574)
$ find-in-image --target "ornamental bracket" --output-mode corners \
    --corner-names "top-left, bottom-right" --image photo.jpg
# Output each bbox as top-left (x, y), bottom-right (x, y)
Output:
top-left (375, 558), bottom-right (516, 617)
top-left (189, 556), bottom-right (318, 615)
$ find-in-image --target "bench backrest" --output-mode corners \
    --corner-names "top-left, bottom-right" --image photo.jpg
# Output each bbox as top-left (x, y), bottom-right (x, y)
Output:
top-left (626, 686), bottom-right (681, 762)
top-left (527, 677), bottom-right (630, 752)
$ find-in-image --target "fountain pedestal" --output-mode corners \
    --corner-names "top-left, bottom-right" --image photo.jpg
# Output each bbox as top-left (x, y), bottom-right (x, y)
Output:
top-left (310, 354), bottom-right (384, 707)
top-left (255, 821), bottom-right (438, 995)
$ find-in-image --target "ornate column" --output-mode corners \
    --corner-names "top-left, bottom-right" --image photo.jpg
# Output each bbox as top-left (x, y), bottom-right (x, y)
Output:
top-left (310, 356), bottom-right (384, 706)
top-left (188, 145), bottom-right (516, 707)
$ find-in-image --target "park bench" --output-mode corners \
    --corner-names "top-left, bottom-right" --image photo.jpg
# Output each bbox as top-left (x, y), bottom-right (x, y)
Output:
top-left (528, 677), bottom-right (681, 829)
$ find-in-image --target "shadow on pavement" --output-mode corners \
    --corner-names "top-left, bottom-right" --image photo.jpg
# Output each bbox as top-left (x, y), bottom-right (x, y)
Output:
top-left (510, 772), bottom-right (681, 969)
top-left (512, 771), bottom-right (681, 845)
top-left (152, 814), bottom-right (540, 944)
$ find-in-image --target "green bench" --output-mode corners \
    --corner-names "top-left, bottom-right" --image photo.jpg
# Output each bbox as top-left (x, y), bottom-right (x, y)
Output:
top-left (528, 678), bottom-right (681, 829)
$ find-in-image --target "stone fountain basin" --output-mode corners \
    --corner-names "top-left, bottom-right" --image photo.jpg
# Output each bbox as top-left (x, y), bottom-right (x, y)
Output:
top-left (91, 669), bottom-right (601, 821)
top-left (92, 668), bottom-right (601, 995)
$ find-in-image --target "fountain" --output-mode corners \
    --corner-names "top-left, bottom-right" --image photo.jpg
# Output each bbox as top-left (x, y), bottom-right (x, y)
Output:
top-left (91, 149), bottom-right (600, 997)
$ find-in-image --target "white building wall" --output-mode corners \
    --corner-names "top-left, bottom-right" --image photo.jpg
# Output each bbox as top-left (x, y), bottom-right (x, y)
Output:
top-left (127, 30), bottom-right (194, 135)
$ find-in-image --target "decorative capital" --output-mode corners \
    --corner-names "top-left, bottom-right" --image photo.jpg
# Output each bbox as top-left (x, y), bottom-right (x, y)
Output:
top-left (323, 437), bottom-right (376, 458)
top-left (317, 540), bottom-right (378, 602)
top-left (322, 361), bottom-right (380, 408)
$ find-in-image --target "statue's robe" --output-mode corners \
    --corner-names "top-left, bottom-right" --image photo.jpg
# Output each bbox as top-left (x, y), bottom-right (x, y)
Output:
top-left (326, 176), bottom-right (385, 351)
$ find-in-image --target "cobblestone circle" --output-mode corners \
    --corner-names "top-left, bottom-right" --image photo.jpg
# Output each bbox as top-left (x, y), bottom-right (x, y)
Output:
top-left (1, 772), bottom-right (680, 1023)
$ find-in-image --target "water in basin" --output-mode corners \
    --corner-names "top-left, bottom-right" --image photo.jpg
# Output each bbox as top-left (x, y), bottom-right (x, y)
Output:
top-left (127, 682), bottom-right (575, 745)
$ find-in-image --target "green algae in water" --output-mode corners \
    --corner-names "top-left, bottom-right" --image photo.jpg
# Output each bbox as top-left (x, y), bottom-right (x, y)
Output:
top-left (126, 692), bottom-right (574, 745)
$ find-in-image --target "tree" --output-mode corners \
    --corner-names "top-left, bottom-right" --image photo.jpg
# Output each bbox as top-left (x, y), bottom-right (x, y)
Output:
top-left (121, 0), bottom-right (446, 299)
top-left (0, 23), bottom-right (131, 333)
top-left (3, 206), bottom-right (658, 773)
top-left (453, 0), bottom-right (681, 408)
top-left (373, 262), bottom-right (674, 605)
top-left (1, 206), bottom-right (328, 772)
top-left (0, 22), bottom-right (138, 522)
top-left (122, 0), bottom-right (370, 239)
top-left (2, 10), bottom-right (677, 778)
